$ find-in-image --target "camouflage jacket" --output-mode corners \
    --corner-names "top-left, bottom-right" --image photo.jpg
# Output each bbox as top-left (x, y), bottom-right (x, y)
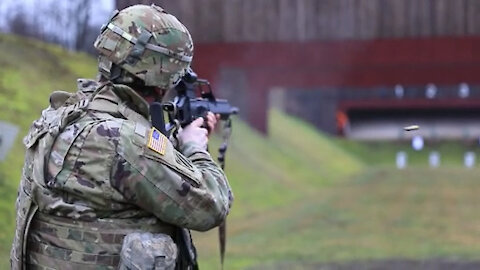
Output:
top-left (11, 79), bottom-right (233, 269)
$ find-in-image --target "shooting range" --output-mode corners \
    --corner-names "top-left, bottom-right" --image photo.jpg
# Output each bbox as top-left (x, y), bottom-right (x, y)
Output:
top-left (1, 1), bottom-right (480, 269)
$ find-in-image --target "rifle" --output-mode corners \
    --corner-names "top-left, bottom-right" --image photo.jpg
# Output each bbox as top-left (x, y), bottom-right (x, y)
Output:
top-left (165, 69), bottom-right (238, 134)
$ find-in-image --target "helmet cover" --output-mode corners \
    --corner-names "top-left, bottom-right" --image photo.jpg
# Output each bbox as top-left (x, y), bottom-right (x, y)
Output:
top-left (94, 4), bottom-right (193, 89)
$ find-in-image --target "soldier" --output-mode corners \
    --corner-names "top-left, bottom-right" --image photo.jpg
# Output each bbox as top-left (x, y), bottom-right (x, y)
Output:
top-left (11, 4), bottom-right (232, 270)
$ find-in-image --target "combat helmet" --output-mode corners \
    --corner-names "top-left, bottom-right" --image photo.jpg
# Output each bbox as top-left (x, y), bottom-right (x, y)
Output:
top-left (94, 4), bottom-right (193, 89)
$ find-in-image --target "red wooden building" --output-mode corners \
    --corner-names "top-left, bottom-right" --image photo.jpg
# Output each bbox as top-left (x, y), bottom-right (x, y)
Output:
top-left (118, 0), bottom-right (480, 139)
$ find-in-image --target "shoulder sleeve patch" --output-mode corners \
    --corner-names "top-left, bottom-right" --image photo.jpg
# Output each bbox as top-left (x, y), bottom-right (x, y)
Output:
top-left (147, 127), bottom-right (167, 156)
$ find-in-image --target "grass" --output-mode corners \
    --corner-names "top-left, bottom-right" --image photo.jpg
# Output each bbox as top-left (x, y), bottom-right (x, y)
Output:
top-left (248, 167), bottom-right (480, 269)
top-left (2, 34), bottom-right (480, 270)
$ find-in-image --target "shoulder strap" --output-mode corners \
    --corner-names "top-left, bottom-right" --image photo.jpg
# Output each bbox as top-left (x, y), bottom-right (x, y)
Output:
top-left (88, 98), bottom-right (120, 116)
top-left (89, 98), bottom-right (151, 129)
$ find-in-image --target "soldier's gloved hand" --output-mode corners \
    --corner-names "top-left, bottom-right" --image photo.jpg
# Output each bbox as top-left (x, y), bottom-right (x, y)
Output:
top-left (178, 112), bottom-right (220, 150)
top-left (177, 117), bottom-right (209, 150)
top-left (205, 112), bottom-right (219, 135)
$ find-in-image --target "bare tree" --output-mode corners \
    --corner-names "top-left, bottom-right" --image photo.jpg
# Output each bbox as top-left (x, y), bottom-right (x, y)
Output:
top-left (73, 0), bottom-right (93, 51)
top-left (7, 11), bottom-right (30, 37)
top-left (2, 0), bottom-right (100, 53)
top-left (5, 2), bottom-right (42, 40)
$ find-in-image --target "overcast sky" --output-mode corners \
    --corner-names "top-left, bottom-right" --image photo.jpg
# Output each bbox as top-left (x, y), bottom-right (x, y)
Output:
top-left (90, 0), bottom-right (116, 25)
top-left (0, 0), bottom-right (115, 28)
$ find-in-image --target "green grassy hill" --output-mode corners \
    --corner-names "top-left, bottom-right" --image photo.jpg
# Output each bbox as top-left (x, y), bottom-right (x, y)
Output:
top-left (2, 34), bottom-right (480, 270)
top-left (197, 112), bottom-right (480, 269)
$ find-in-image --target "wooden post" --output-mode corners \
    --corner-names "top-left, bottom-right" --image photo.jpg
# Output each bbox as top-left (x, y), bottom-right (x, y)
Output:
top-left (247, 73), bottom-right (269, 134)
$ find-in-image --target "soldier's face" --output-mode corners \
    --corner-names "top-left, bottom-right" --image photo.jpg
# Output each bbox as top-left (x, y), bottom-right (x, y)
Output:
top-left (140, 87), bottom-right (166, 104)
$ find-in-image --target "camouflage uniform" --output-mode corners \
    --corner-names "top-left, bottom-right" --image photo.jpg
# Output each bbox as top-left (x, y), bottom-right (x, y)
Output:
top-left (11, 77), bottom-right (232, 269)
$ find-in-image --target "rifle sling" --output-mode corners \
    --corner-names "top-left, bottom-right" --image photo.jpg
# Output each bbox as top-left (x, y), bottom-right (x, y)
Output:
top-left (218, 118), bottom-right (233, 269)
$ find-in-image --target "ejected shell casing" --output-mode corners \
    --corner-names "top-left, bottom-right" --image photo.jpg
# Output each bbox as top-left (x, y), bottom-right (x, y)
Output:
top-left (404, 125), bottom-right (419, 131)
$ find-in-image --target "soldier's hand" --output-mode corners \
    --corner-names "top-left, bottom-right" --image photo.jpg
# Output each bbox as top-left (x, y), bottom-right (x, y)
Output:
top-left (205, 112), bottom-right (220, 136)
top-left (177, 117), bottom-right (209, 149)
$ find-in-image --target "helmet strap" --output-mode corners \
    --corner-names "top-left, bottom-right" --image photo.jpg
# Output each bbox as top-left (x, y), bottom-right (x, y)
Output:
top-left (109, 64), bottom-right (123, 82)
top-left (100, 62), bottom-right (133, 85)
top-left (125, 29), bottom-right (152, 65)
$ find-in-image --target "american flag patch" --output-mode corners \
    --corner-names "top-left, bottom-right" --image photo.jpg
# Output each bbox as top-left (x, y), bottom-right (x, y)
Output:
top-left (147, 127), bottom-right (167, 155)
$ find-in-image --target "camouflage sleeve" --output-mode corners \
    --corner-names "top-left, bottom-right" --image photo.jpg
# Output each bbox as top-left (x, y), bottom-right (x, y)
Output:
top-left (111, 120), bottom-right (233, 232)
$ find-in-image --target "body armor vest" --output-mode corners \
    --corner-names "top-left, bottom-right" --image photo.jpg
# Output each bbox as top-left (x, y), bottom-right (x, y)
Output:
top-left (11, 81), bottom-right (179, 269)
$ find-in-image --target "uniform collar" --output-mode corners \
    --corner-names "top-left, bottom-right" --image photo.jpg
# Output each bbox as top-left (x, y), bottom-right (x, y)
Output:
top-left (93, 83), bottom-right (150, 120)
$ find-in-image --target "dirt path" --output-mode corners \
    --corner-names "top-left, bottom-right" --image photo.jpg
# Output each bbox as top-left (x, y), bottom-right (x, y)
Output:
top-left (251, 259), bottom-right (480, 270)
